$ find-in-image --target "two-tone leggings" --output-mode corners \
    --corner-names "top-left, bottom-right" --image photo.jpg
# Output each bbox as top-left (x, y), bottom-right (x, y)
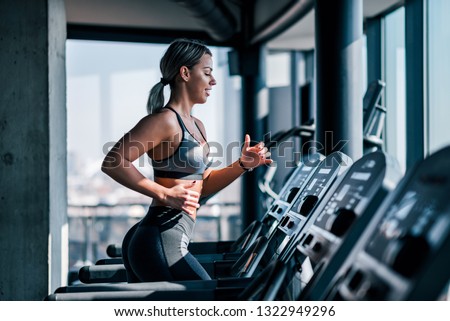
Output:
top-left (122, 206), bottom-right (211, 282)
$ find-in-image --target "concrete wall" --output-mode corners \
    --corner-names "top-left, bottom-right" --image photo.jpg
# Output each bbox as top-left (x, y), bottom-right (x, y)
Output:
top-left (0, 0), bottom-right (67, 300)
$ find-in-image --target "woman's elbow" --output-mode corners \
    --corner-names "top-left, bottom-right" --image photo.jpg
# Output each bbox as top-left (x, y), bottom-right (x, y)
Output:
top-left (101, 160), bottom-right (110, 174)
top-left (101, 153), bottom-right (120, 174)
top-left (101, 160), bottom-right (112, 175)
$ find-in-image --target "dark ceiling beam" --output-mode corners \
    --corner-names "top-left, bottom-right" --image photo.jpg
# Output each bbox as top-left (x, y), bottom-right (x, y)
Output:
top-left (363, 0), bottom-right (405, 22)
top-left (250, 0), bottom-right (314, 45)
top-left (170, 0), bottom-right (238, 42)
top-left (67, 23), bottom-right (238, 47)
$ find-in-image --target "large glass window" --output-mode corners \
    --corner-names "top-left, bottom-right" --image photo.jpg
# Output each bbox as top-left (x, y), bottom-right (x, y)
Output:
top-left (265, 51), bottom-right (294, 196)
top-left (66, 40), bottom-right (242, 270)
top-left (266, 51), bottom-right (291, 88)
top-left (361, 35), bottom-right (368, 98)
top-left (384, 8), bottom-right (406, 173)
top-left (427, 0), bottom-right (450, 154)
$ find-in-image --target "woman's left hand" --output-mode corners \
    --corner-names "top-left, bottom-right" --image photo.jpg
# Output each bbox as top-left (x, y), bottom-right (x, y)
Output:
top-left (239, 134), bottom-right (273, 171)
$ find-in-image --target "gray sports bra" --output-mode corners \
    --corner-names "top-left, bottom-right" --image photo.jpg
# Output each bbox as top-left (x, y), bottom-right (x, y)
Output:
top-left (151, 107), bottom-right (212, 180)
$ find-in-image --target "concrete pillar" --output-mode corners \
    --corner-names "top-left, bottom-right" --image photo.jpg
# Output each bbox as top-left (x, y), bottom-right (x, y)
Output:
top-left (0, 0), bottom-right (67, 300)
top-left (239, 1), bottom-right (268, 226)
top-left (315, 0), bottom-right (364, 160)
top-left (239, 45), bottom-right (267, 226)
top-left (405, 0), bottom-right (426, 169)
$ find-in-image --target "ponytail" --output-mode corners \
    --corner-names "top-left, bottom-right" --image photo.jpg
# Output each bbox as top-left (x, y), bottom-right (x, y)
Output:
top-left (146, 81), bottom-right (166, 114)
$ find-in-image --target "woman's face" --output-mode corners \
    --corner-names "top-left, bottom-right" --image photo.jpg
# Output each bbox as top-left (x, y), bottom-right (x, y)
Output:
top-left (185, 54), bottom-right (216, 104)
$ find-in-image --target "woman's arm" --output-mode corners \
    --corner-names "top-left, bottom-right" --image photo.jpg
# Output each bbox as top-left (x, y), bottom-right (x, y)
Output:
top-left (201, 134), bottom-right (272, 196)
top-left (101, 112), bottom-right (200, 214)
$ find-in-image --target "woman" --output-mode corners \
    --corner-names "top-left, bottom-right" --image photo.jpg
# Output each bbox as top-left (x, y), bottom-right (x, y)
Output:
top-left (101, 39), bottom-right (272, 282)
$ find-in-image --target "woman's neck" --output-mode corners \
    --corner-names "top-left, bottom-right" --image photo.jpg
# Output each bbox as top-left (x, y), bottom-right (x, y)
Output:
top-left (166, 96), bottom-right (193, 118)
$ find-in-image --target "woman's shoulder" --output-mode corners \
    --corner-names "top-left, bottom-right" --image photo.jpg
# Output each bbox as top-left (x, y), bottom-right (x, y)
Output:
top-left (139, 109), bottom-right (179, 128)
top-left (131, 109), bottom-right (180, 139)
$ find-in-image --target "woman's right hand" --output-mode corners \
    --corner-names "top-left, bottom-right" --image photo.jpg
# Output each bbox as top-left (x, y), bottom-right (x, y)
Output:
top-left (162, 181), bottom-right (200, 215)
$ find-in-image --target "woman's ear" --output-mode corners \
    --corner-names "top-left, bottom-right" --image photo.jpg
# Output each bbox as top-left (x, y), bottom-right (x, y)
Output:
top-left (179, 66), bottom-right (190, 82)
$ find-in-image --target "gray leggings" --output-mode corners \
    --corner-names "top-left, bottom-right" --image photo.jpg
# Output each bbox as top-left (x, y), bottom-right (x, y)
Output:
top-left (122, 206), bottom-right (211, 282)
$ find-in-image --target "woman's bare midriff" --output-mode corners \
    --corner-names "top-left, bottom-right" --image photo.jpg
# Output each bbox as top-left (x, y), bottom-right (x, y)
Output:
top-left (152, 177), bottom-right (204, 220)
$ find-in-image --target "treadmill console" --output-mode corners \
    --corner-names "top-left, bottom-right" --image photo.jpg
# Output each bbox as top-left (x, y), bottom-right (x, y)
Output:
top-left (295, 152), bottom-right (401, 300)
top-left (326, 146), bottom-right (450, 300)
top-left (263, 154), bottom-right (323, 235)
top-left (271, 152), bottom-right (352, 259)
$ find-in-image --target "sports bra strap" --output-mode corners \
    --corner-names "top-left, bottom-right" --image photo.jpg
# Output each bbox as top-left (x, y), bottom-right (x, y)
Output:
top-left (165, 106), bottom-right (207, 142)
top-left (194, 122), bottom-right (207, 142)
top-left (164, 106), bottom-right (187, 131)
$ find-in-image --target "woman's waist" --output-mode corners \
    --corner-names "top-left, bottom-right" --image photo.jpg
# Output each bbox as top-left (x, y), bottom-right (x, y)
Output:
top-left (154, 177), bottom-right (203, 193)
top-left (141, 206), bottom-right (196, 231)
top-left (152, 178), bottom-right (201, 219)
top-left (149, 202), bottom-right (197, 219)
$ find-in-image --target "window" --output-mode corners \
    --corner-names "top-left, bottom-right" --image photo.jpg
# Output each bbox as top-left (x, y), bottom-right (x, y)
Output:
top-left (427, 0), bottom-right (450, 154)
top-left (384, 7), bottom-right (406, 173)
top-left (266, 51), bottom-right (291, 88)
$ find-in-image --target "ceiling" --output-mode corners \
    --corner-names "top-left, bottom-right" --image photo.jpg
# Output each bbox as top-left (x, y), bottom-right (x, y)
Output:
top-left (66, 0), bottom-right (206, 30)
top-left (268, 0), bottom-right (402, 50)
top-left (66, 0), bottom-right (403, 50)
